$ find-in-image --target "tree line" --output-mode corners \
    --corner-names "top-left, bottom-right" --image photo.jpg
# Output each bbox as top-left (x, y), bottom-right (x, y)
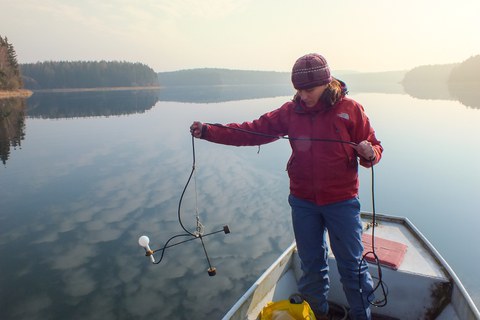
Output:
top-left (0, 35), bottom-right (23, 90)
top-left (449, 55), bottom-right (480, 83)
top-left (158, 68), bottom-right (291, 86)
top-left (20, 61), bottom-right (159, 89)
top-left (402, 55), bottom-right (480, 84)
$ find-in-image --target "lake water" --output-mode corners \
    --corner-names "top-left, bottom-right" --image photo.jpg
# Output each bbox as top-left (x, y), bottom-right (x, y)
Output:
top-left (1, 84), bottom-right (480, 319)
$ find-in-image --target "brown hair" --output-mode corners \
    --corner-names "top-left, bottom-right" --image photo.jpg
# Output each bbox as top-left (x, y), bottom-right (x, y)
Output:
top-left (320, 78), bottom-right (345, 107)
top-left (294, 78), bottom-right (347, 109)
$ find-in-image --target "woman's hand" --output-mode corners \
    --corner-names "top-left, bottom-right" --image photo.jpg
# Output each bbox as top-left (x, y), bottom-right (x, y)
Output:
top-left (354, 140), bottom-right (375, 160)
top-left (190, 121), bottom-right (204, 138)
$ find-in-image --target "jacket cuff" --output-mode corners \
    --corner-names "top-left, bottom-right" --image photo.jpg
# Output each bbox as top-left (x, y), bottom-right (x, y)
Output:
top-left (359, 149), bottom-right (379, 167)
top-left (200, 123), bottom-right (211, 140)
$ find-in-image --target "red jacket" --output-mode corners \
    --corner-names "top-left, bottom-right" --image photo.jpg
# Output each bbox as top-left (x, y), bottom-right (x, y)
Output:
top-left (201, 96), bottom-right (383, 205)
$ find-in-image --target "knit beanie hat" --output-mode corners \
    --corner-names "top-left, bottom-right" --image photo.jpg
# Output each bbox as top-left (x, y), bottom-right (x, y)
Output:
top-left (291, 53), bottom-right (332, 90)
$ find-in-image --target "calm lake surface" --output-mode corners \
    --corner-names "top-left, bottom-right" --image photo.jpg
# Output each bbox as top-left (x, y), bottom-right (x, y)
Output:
top-left (1, 85), bottom-right (480, 319)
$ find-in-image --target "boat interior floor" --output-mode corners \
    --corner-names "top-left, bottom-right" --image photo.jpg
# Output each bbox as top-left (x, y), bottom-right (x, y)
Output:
top-left (325, 313), bottom-right (399, 320)
top-left (324, 302), bottom-right (400, 320)
top-left (371, 314), bottom-right (400, 320)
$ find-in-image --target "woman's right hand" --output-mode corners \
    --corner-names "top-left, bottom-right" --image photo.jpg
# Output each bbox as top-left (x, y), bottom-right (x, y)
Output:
top-left (190, 121), bottom-right (204, 138)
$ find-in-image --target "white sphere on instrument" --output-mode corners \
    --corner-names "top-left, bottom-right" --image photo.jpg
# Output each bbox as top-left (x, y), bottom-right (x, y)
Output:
top-left (138, 235), bottom-right (150, 248)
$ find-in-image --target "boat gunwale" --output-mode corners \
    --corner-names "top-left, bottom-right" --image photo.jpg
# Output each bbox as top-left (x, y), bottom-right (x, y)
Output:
top-left (361, 211), bottom-right (480, 319)
top-left (222, 242), bottom-right (297, 320)
top-left (223, 212), bottom-right (480, 319)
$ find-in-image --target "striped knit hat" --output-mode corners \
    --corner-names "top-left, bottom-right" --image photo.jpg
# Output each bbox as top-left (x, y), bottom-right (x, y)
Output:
top-left (291, 53), bottom-right (332, 90)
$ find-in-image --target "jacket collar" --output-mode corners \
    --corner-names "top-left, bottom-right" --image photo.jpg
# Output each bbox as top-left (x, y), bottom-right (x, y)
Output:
top-left (293, 97), bottom-right (332, 114)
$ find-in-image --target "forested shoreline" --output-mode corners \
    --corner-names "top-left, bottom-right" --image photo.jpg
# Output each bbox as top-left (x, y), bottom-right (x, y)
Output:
top-left (2, 29), bottom-right (479, 94)
top-left (20, 61), bottom-right (159, 90)
top-left (0, 35), bottom-right (24, 93)
top-left (157, 55), bottom-right (480, 87)
top-left (402, 55), bottom-right (480, 85)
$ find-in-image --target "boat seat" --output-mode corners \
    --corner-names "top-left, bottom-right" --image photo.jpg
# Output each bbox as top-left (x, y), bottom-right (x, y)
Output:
top-left (362, 234), bottom-right (407, 270)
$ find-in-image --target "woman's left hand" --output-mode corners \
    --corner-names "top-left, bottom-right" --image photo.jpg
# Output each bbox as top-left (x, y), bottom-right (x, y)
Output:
top-left (354, 140), bottom-right (375, 160)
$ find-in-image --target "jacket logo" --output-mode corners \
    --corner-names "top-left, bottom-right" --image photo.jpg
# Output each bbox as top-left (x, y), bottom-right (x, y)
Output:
top-left (337, 113), bottom-right (350, 120)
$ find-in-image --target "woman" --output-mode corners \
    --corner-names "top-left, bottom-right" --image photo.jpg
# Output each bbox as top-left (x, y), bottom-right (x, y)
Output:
top-left (190, 53), bottom-right (383, 320)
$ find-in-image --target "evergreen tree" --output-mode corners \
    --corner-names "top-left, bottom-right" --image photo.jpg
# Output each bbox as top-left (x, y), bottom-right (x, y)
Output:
top-left (0, 35), bottom-right (23, 90)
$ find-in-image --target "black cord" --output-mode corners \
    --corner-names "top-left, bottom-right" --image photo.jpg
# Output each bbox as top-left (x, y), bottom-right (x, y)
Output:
top-left (358, 161), bottom-right (388, 319)
top-left (202, 123), bottom-right (388, 312)
top-left (150, 136), bottom-right (198, 265)
top-left (146, 134), bottom-right (232, 272)
top-left (151, 228), bottom-right (228, 265)
top-left (366, 161), bottom-right (388, 308)
top-left (152, 233), bottom-right (193, 265)
top-left (177, 135), bottom-right (198, 237)
top-left (152, 122), bottom-right (387, 297)
top-left (206, 123), bottom-right (359, 147)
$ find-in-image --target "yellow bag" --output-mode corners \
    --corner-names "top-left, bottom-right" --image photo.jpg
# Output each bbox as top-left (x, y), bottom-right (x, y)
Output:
top-left (259, 298), bottom-right (317, 320)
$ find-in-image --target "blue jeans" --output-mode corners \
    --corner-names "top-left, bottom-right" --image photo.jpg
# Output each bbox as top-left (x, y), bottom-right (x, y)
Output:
top-left (289, 194), bottom-right (374, 320)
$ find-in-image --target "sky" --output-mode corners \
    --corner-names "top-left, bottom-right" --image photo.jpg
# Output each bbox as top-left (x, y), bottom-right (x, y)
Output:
top-left (1, 0), bottom-right (480, 73)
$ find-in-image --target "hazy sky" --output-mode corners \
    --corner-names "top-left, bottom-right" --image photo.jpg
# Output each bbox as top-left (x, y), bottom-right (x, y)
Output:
top-left (2, 0), bottom-right (480, 73)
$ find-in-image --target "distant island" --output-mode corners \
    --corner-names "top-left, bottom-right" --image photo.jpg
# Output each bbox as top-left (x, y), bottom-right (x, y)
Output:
top-left (155, 55), bottom-right (479, 98)
top-left (157, 55), bottom-right (479, 87)
top-left (400, 55), bottom-right (480, 105)
top-left (158, 68), bottom-right (291, 86)
top-left (157, 68), bottom-right (409, 95)
top-left (402, 55), bottom-right (480, 85)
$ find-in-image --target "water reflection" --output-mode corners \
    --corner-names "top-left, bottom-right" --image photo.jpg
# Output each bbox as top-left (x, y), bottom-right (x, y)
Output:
top-left (157, 84), bottom-right (295, 103)
top-left (19, 82), bottom-right (480, 121)
top-left (0, 98), bottom-right (26, 165)
top-left (1, 90), bottom-right (480, 319)
top-left (26, 89), bottom-right (160, 119)
top-left (448, 83), bottom-right (480, 109)
top-left (24, 85), bottom-right (295, 120)
top-left (2, 82), bottom-right (478, 167)
top-left (403, 81), bottom-right (480, 109)
top-left (0, 98), bottom-right (294, 319)
top-left (1, 148), bottom-right (291, 319)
